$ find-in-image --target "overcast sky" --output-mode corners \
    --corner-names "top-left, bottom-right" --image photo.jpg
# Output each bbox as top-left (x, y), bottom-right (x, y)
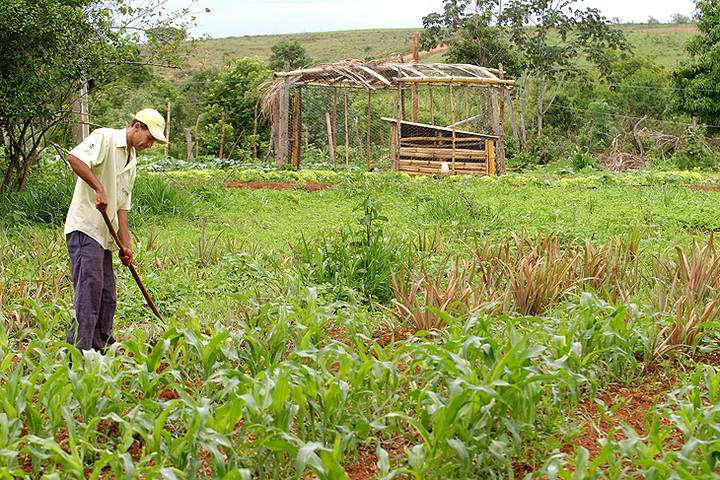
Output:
top-left (173, 0), bottom-right (697, 38)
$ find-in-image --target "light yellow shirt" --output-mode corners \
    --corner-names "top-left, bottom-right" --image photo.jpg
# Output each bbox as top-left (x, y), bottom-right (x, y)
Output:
top-left (64, 128), bottom-right (137, 251)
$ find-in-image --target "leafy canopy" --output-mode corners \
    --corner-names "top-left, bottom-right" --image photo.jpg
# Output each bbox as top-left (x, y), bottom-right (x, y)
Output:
top-left (672, 0), bottom-right (720, 126)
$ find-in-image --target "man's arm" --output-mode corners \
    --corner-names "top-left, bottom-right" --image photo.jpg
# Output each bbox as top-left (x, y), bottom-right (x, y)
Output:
top-left (117, 209), bottom-right (133, 266)
top-left (67, 154), bottom-right (107, 212)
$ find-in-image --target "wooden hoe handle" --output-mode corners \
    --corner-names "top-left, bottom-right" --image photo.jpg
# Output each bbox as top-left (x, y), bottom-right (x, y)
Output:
top-left (101, 211), bottom-right (164, 321)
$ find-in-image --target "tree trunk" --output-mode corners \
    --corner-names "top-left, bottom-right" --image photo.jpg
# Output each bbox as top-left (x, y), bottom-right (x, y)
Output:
top-left (537, 72), bottom-right (544, 137)
top-left (184, 127), bottom-right (194, 162)
top-left (517, 73), bottom-right (528, 147)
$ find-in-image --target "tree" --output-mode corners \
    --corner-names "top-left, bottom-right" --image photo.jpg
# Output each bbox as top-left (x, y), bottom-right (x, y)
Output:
top-left (672, 0), bottom-right (720, 126)
top-left (199, 58), bottom-right (271, 157)
top-left (421, 0), bottom-right (630, 140)
top-left (268, 41), bottom-right (311, 72)
top-left (671, 13), bottom-right (691, 24)
top-left (0, 0), bottom-right (197, 192)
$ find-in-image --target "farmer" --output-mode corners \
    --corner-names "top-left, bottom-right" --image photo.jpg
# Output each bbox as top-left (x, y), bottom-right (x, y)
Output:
top-left (64, 108), bottom-right (167, 352)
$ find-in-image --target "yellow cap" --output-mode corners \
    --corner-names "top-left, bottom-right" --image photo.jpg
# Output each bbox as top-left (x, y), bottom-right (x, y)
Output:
top-left (132, 109), bottom-right (168, 144)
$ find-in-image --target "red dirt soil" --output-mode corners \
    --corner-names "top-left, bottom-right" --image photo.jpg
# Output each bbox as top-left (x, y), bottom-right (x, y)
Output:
top-left (689, 185), bottom-right (720, 192)
top-left (224, 180), bottom-right (333, 192)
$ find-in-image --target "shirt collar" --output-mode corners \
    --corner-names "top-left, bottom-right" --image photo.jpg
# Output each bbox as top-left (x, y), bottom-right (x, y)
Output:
top-left (115, 127), bottom-right (136, 171)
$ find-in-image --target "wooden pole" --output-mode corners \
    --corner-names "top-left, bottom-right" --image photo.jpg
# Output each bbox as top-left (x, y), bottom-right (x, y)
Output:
top-left (430, 87), bottom-right (434, 125)
top-left (291, 87), bottom-right (302, 169)
top-left (411, 32), bottom-right (419, 122)
top-left (487, 89), bottom-right (496, 135)
top-left (278, 80), bottom-right (290, 165)
top-left (394, 85), bottom-right (402, 171)
top-left (70, 83), bottom-right (89, 145)
top-left (450, 85), bottom-right (456, 174)
top-left (367, 90), bottom-right (371, 171)
top-left (325, 112), bottom-right (336, 170)
top-left (194, 114), bottom-right (200, 157)
top-left (253, 96), bottom-right (260, 160)
top-left (344, 87), bottom-right (349, 169)
top-left (184, 127), bottom-right (193, 162)
top-left (219, 106), bottom-right (225, 159)
top-left (164, 100), bottom-right (171, 157)
top-left (497, 64), bottom-right (506, 175)
top-left (354, 116), bottom-right (364, 159)
top-left (464, 87), bottom-right (470, 132)
top-left (333, 88), bottom-right (338, 154)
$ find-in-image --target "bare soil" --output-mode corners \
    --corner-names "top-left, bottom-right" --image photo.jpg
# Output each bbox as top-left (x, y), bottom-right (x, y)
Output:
top-left (689, 185), bottom-right (720, 192)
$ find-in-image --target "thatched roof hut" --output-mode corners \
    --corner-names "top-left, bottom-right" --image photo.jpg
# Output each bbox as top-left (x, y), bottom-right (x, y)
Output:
top-left (261, 59), bottom-right (514, 174)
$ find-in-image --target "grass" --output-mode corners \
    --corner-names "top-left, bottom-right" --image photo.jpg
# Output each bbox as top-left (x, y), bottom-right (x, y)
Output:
top-left (175, 23), bottom-right (697, 75)
top-left (4, 163), bottom-right (720, 477)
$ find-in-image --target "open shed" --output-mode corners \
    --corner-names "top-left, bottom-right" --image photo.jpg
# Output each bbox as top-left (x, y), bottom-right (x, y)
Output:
top-left (261, 60), bottom-right (514, 175)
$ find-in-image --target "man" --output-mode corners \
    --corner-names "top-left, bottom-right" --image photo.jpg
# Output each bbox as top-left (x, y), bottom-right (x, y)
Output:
top-left (64, 108), bottom-right (167, 352)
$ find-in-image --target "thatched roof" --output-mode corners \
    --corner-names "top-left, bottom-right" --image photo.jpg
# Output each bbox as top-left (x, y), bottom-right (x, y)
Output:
top-left (261, 59), bottom-right (514, 123)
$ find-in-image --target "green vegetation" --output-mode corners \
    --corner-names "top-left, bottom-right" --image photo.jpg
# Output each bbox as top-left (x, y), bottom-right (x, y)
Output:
top-left (5, 161), bottom-right (720, 477)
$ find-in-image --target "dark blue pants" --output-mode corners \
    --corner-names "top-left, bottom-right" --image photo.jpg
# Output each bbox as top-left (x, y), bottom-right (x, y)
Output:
top-left (66, 231), bottom-right (116, 352)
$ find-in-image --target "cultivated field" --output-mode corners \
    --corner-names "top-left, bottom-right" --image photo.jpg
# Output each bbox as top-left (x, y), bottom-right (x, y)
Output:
top-left (3, 159), bottom-right (720, 478)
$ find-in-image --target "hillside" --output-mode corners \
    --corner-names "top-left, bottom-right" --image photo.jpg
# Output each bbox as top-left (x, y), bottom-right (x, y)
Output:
top-left (178, 23), bottom-right (697, 76)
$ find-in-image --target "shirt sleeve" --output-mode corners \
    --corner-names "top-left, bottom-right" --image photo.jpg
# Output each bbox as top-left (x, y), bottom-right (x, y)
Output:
top-left (68, 130), bottom-right (105, 167)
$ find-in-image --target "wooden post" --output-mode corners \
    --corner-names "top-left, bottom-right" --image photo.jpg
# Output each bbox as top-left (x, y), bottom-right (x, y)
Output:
top-left (367, 90), bottom-right (372, 171)
top-left (253, 96), bottom-right (260, 160)
top-left (194, 114), bottom-right (200, 157)
top-left (394, 85), bottom-right (402, 171)
top-left (219, 106), bottom-right (225, 159)
top-left (184, 127), bottom-right (194, 162)
top-left (344, 87), bottom-right (350, 169)
top-left (354, 116), bottom-right (364, 159)
top-left (487, 89), bottom-right (496, 135)
top-left (291, 87), bottom-right (302, 169)
top-left (497, 64), bottom-right (506, 175)
top-left (401, 87), bottom-right (406, 120)
top-left (487, 139), bottom-right (495, 175)
top-left (164, 100), bottom-right (171, 156)
top-left (70, 83), bottom-right (89, 145)
top-left (333, 88), bottom-right (338, 154)
top-left (411, 32), bottom-right (419, 122)
top-left (389, 123), bottom-right (398, 172)
top-left (464, 87), bottom-right (470, 132)
top-left (278, 80), bottom-right (290, 165)
top-left (379, 130), bottom-right (386, 148)
top-left (449, 85), bottom-right (456, 174)
top-left (429, 87), bottom-right (434, 125)
top-left (325, 112), bottom-right (336, 170)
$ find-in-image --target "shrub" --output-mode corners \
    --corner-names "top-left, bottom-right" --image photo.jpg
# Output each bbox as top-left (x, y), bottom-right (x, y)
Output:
top-left (569, 146), bottom-right (596, 171)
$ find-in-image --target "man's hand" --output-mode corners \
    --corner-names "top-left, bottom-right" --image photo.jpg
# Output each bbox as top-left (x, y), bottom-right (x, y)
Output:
top-left (95, 188), bottom-right (107, 213)
top-left (119, 246), bottom-right (134, 266)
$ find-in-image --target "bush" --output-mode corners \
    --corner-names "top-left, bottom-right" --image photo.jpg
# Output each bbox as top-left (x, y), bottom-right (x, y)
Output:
top-left (569, 146), bottom-right (596, 170)
top-left (294, 195), bottom-right (399, 303)
top-left (673, 132), bottom-right (718, 170)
